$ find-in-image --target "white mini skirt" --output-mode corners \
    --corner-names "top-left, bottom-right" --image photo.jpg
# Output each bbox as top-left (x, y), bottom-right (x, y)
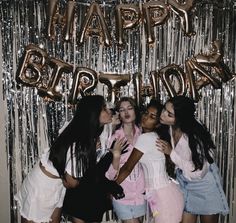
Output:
top-left (14, 162), bottom-right (66, 222)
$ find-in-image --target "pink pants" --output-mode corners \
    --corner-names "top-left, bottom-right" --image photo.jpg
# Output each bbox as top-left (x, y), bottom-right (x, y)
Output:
top-left (146, 182), bottom-right (184, 223)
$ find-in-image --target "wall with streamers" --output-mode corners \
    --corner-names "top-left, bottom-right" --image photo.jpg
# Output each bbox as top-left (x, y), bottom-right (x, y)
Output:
top-left (0, 0), bottom-right (235, 222)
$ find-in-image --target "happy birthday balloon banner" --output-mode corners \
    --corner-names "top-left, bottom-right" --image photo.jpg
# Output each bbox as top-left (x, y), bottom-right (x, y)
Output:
top-left (16, 40), bottom-right (234, 104)
top-left (47, 0), bottom-right (195, 46)
top-left (15, 0), bottom-right (235, 104)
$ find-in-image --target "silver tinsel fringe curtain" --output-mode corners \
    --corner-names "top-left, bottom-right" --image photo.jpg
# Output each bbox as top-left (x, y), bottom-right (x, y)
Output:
top-left (0, 0), bottom-right (235, 222)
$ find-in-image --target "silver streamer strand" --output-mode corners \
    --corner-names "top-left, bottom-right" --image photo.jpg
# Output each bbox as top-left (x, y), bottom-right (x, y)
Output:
top-left (0, 0), bottom-right (235, 222)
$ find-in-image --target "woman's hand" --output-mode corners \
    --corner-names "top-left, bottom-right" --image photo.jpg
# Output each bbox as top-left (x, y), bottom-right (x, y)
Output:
top-left (110, 137), bottom-right (129, 157)
top-left (62, 172), bottom-right (79, 188)
top-left (96, 138), bottom-right (101, 150)
top-left (156, 139), bottom-right (172, 155)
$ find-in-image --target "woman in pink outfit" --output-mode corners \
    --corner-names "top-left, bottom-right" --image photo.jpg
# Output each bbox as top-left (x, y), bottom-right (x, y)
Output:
top-left (106, 97), bottom-right (146, 223)
top-left (115, 99), bottom-right (184, 223)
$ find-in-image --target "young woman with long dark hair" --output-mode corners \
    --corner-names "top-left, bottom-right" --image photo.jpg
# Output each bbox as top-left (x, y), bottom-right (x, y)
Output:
top-left (15, 95), bottom-right (125, 223)
top-left (157, 95), bottom-right (229, 223)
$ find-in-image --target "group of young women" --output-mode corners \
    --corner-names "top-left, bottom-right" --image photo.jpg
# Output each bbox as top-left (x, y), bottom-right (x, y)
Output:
top-left (15, 95), bottom-right (229, 223)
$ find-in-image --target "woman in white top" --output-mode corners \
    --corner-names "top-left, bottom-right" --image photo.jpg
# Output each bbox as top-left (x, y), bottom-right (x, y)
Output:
top-left (115, 99), bottom-right (184, 223)
top-left (15, 95), bottom-right (123, 223)
top-left (157, 95), bottom-right (229, 223)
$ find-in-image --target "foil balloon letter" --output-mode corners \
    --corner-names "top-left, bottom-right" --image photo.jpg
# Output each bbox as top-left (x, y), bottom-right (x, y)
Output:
top-left (185, 41), bottom-right (230, 101)
top-left (38, 58), bottom-right (73, 101)
top-left (115, 4), bottom-right (141, 46)
top-left (78, 2), bottom-right (112, 46)
top-left (46, 0), bottom-right (58, 40)
top-left (46, 0), bottom-right (76, 41)
top-left (188, 58), bottom-right (221, 89)
top-left (99, 73), bottom-right (130, 103)
top-left (185, 59), bottom-right (200, 101)
top-left (159, 64), bottom-right (187, 98)
top-left (168, 0), bottom-right (195, 37)
top-left (63, 1), bottom-right (76, 41)
top-left (195, 40), bottom-right (235, 82)
top-left (142, 0), bottom-right (169, 44)
top-left (16, 44), bottom-right (48, 87)
top-left (195, 40), bottom-right (223, 65)
top-left (132, 72), bottom-right (143, 107)
top-left (68, 67), bottom-right (98, 105)
top-left (185, 58), bottom-right (221, 102)
top-left (150, 71), bottom-right (161, 100)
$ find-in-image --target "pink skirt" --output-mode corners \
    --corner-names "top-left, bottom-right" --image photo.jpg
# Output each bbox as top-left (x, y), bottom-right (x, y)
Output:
top-left (145, 181), bottom-right (184, 223)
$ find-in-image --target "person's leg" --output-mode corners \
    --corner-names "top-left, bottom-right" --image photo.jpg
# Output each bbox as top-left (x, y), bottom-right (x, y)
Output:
top-left (181, 212), bottom-right (198, 223)
top-left (137, 216), bottom-right (144, 223)
top-left (50, 207), bottom-right (62, 223)
top-left (200, 214), bottom-right (219, 223)
top-left (21, 217), bottom-right (35, 223)
top-left (122, 217), bottom-right (143, 223)
top-left (71, 217), bottom-right (86, 223)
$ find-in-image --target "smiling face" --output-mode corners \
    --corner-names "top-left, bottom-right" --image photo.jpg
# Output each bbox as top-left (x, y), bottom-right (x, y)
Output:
top-left (118, 101), bottom-right (136, 124)
top-left (160, 102), bottom-right (176, 126)
top-left (141, 106), bottom-right (159, 133)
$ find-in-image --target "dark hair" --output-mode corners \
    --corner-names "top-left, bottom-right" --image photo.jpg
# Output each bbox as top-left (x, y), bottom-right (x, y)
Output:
top-left (147, 98), bottom-right (163, 118)
top-left (156, 124), bottom-right (176, 178)
top-left (167, 95), bottom-right (215, 171)
top-left (49, 95), bottom-right (106, 178)
top-left (109, 108), bottom-right (116, 116)
top-left (115, 97), bottom-right (140, 127)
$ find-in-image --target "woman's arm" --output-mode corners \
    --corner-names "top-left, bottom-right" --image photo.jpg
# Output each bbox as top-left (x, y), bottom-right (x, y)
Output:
top-left (62, 172), bottom-right (79, 188)
top-left (116, 148), bottom-right (143, 184)
top-left (106, 138), bottom-right (128, 180)
top-left (110, 138), bottom-right (128, 171)
top-left (156, 139), bottom-right (208, 179)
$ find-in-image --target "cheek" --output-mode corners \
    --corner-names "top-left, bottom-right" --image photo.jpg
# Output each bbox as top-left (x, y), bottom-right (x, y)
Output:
top-left (161, 117), bottom-right (174, 125)
top-left (99, 114), bottom-right (105, 122)
top-left (142, 119), bottom-right (155, 128)
top-left (141, 117), bottom-right (147, 126)
top-left (107, 112), bottom-right (112, 120)
top-left (100, 112), bottom-right (111, 123)
top-left (119, 113), bottom-right (125, 120)
top-left (160, 112), bottom-right (165, 119)
top-left (150, 120), bottom-right (157, 128)
top-left (130, 111), bottom-right (136, 120)
top-left (160, 114), bottom-right (167, 123)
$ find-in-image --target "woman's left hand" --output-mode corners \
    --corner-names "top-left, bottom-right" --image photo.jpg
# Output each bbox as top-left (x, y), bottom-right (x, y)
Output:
top-left (156, 139), bottom-right (172, 155)
top-left (110, 137), bottom-right (129, 157)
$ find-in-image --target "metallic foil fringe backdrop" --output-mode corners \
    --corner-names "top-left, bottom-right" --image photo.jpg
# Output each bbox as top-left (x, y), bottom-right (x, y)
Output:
top-left (0, 0), bottom-right (235, 222)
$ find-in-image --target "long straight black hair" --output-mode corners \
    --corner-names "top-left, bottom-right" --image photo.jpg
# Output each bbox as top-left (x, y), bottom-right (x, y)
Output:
top-left (49, 95), bottom-right (105, 178)
top-left (168, 96), bottom-right (215, 171)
